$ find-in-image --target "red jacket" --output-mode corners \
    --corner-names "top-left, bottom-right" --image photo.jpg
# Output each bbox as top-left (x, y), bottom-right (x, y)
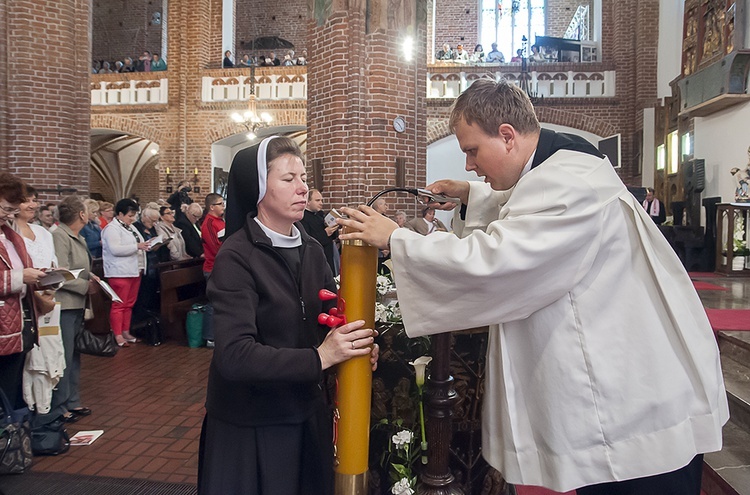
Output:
top-left (201, 214), bottom-right (225, 273)
top-left (0, 225), bottom-right (34, 356)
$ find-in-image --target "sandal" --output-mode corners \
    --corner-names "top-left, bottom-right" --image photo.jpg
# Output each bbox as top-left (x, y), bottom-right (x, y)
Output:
top-left (122, 332), bottom-right (139, 344)
top-left (115, 335), bottom-right (130, 347)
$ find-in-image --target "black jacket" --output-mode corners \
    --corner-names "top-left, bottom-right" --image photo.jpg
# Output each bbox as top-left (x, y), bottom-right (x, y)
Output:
top-left (299, 209), bottom-right (337, 276)
top-left (174, 216), bottom-right (204, 258)
top-left (204, 215), bottom-right (336, 426)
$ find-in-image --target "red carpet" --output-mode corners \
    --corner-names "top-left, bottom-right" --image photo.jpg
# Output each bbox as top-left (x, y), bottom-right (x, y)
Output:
top-left (692, 280), bottom-right (728, 291)
top-left (705, 308), bottom-right (750, 331)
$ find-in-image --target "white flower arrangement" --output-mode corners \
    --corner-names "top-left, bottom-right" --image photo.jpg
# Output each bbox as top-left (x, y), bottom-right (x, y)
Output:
top-left (391, 429), bottom-right (414, 448)
top-left (391, 477), bottom-right (415, 495)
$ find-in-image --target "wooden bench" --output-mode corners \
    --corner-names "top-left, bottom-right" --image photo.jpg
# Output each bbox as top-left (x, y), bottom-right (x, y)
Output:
top-left (159, 258), bottom-right (207, 342)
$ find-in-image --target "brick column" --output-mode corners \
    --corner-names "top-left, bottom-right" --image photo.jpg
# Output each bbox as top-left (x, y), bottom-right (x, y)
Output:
top-left (307, 0), bottom-right (427, 216)
top-left (1, 0), bottom-right (91, 200)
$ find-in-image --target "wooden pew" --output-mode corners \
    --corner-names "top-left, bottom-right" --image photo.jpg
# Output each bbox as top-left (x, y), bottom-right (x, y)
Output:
top-left (159, 258), bottom-right (207, 343)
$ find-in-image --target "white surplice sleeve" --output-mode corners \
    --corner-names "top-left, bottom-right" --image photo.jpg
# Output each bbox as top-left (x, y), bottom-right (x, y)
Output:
top-left (390, 164), bottom-right (606, 337)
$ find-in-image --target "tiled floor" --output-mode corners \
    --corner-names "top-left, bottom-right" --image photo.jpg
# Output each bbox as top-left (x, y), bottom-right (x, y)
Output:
top-left (3, 272), bottom-right (750, 492)
top-left (29, 343), bottom-right (213, 485)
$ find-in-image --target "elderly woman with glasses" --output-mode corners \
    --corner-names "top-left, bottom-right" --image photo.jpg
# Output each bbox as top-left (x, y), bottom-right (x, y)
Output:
top-left (155, 206), bottom-right (190, 261)
top-left (0, 173), bottom-right (47, 409)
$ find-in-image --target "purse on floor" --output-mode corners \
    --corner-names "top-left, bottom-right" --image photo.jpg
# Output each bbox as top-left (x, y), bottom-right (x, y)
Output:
top-left (0, 387), bottom-right (33, 474)
top-left (75, 329), bottom-right (119, 357)
top-left (30, 417), bottom-right (70, 456)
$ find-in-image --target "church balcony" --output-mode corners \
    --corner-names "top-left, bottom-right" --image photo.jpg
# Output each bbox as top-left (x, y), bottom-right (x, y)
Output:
top-left (91, 72), bottom-right (169, 106)
top-left (89, 63), bottom-right (618, 112)
top-left (426, 61), bottom-right (617, 99)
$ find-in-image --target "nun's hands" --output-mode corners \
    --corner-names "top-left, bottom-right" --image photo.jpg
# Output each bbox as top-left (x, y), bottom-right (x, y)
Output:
top-left (317, 320), bottom-right (377, 370)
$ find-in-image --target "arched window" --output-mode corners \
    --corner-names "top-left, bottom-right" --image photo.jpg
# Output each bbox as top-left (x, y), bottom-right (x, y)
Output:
top-left (480, 0), bottom-right (545, 59)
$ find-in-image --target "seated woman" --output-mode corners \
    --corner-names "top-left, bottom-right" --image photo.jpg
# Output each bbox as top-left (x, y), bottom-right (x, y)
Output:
top-left (80, 199), bottom-right (102, 258)
top-left (198, 136), bottom-right (379, 495)
top-left (101, 199), bottom-right (150, 347)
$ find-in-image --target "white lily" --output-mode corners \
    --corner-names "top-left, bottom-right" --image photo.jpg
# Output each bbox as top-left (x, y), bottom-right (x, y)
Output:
top-left (409, 356), bottom-right (432, 388)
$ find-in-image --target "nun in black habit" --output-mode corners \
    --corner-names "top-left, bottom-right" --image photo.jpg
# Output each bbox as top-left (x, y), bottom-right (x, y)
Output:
top-left (197, 136), bottom-right (379, 495)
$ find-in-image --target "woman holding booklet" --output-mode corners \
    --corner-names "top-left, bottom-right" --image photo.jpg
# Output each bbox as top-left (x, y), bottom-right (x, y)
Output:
top-left (101, 199), bottom-right (150, 347)
top-left (46, 195), bottom-right (99, 423)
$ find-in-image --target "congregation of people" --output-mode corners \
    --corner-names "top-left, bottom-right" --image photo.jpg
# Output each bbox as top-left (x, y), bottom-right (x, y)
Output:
top-left (222, 49), bottom-right (307, 68)
top-left (92, 50), bottom-right (167, 74)
top-left (435, 41), bottom-right (567, 64)
top-left (0, 172), bottom-right (229, 462)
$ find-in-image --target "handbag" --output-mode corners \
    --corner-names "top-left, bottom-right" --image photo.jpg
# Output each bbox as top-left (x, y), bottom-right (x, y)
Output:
top-left (0, 388), bottom-right (33, 474)
top-left (30, 417), bottom-right (70, 456)
top-left (75, 329), bottom-right (119, 357)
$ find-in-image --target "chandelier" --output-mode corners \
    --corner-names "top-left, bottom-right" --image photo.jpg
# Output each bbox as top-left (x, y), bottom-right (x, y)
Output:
top-left (231, 67), bottom-right (272, 140)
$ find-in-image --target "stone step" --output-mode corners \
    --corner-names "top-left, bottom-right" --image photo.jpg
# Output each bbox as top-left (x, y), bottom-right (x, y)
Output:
top-left (704, 332), bottom-right (750, 495)
top-left (704, 421), bottom-right (750, 495)
top-left (719, 332), bottom-right (750, 369)
top-left (719, 333), bottom-right (750, 433)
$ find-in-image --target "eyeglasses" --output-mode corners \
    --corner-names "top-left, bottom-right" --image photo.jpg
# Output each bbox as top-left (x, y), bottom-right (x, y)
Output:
top-left (211, 202), bottom-right (224, 207)
top-left (0, 205), bottom-right (21, 215)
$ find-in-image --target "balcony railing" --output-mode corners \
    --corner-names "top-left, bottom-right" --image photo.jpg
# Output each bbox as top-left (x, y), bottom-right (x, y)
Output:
top-left (89, 63), bottom-right (617, 108)
top-left (427, 62), bottom-right (616, 99)
top-left (201, 67), bottom-right (307, 103)
top-left (91, 73), bottom-right (168, 105)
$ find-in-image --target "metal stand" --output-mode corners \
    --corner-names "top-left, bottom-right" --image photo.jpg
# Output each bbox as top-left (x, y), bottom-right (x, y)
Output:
top-left (418, 333), bottom-right (464, 495)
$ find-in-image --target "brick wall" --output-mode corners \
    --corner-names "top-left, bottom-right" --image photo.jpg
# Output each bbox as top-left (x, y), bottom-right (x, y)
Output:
top-left (2, 0), bottom-right (91, 203)
top-left (234, 0), bottom-right (308, 60)
top-left (92, 0), bottom-right (165, 63)
top-left (433, 0), bottom-right (478, 56)
top-left (307, 0), bottom-right (427, 218)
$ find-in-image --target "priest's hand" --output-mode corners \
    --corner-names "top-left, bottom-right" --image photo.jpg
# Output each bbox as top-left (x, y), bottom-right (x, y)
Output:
top-left (422, 179), bottom-right (469, 210)
top-left (338, 205), bottom-right (398, 250)
top-left (317, 320), bottom-right (376, 371)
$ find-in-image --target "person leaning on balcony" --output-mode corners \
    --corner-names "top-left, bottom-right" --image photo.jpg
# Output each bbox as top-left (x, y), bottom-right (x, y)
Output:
top-left (338, 79), bottom-right (728, 495)
top-left (296, 49), bottom-right (307, 66)
top-left (198, 135), bottom-right (379, 495)
top-left (436, 43), bottom-right (453, 61)
top-left (471, 44), bottom-right (485, 63)
top-left (453, 44), bottom-right (469, 61)
top-left (485, 42), bottom-right (505, 63)
top-left (101, 198), bottom-right (150, 347)
top-left (222, 50), bottom-right (234, 68)
top-left (151, 53), bottom-right (167, 71)
top-left (238, 54), bottom-right (253, 68)
top-left (137, 50), bottom-right (152, 72)
top-left (122, 57), bottom-right (136, 72)
top-left (0, 172), bottom-right (47, 409)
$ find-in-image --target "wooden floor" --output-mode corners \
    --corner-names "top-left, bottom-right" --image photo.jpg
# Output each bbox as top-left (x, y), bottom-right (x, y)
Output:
top-left (2, 271), bottom-right (749, 493)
